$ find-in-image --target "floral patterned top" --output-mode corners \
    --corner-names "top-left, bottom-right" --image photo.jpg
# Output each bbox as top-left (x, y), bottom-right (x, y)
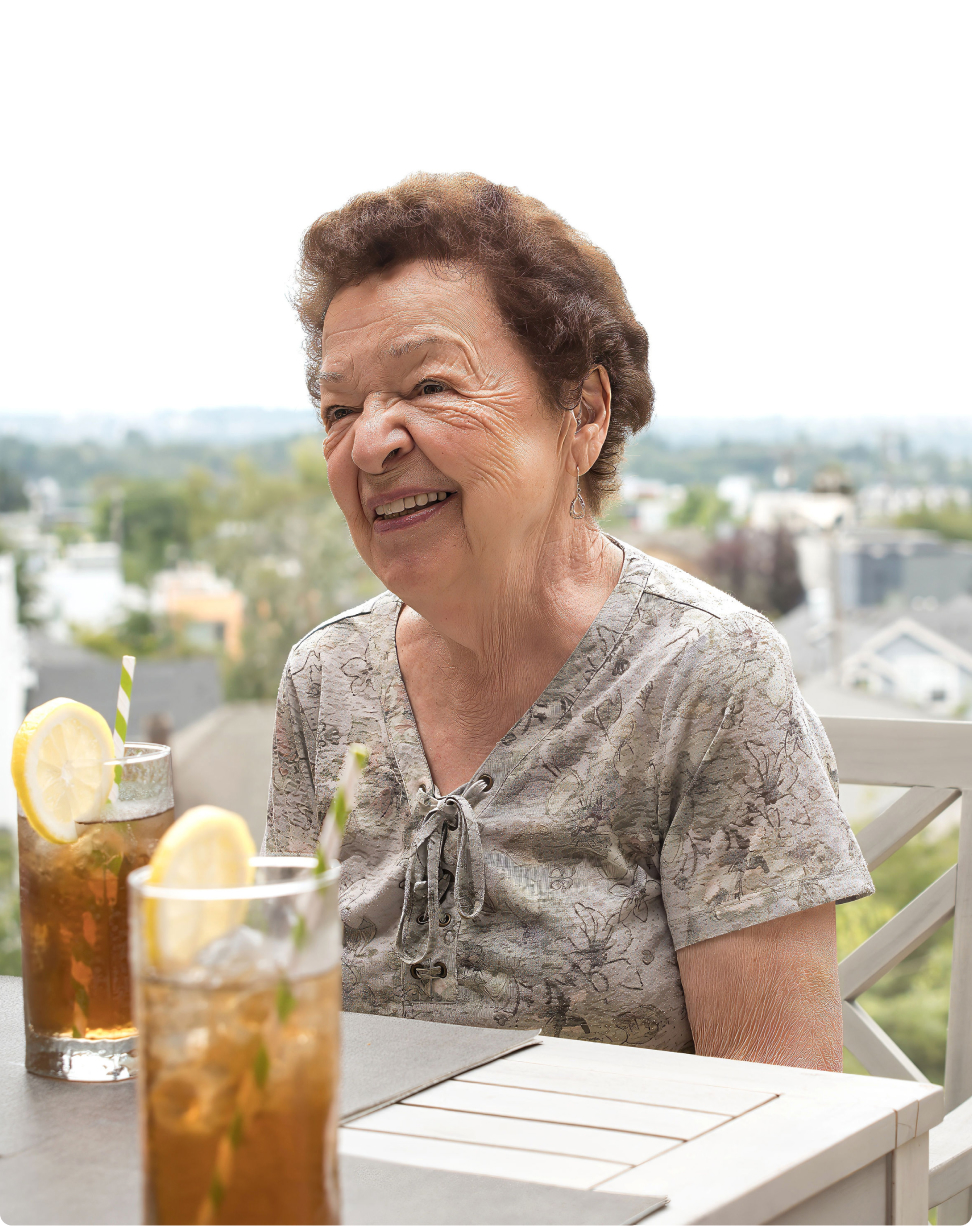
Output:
top-left (265, 541), bottom-right (872, 1050)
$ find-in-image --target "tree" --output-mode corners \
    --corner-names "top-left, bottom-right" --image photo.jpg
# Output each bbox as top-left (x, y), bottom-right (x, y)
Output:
top-left (0, 467), bottom-right (29, 512)
top-left (704, 527), bottom-right (805, 618)
top-left (897, 501), bottom-right (972, 543)
top-left (838, 827), bottom-right (957, 1083)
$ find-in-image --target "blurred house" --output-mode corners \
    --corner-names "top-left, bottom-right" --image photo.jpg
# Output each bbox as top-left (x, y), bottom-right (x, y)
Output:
top-left (151, 563), bottom-right (244, 658)
top-left (0, 555), bottom-right (34, 830)
top-left (857, 483), bottom-right (972, 523)
top-left (840, 611), bottom-right (972, 714)
top-left (618, 477), bottom-right (687, 533)
top-left (777, 594), bottom-right (972, 719)
top-left (35, 541), bottom-right (145, 639)
top-left (749, 488), bottom-right (854, 534)
top-left (837, 530), bottom-right (972, 608)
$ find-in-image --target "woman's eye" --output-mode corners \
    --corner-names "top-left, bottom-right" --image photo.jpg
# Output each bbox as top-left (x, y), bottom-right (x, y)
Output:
top-left (329, 407), bottom-right (353, 422)
top-left (418, 380), bottom-right (445, 396)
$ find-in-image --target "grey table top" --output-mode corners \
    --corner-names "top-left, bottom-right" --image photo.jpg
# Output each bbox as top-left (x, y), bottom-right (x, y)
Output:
top-left (0, 976), bottom-right (662, 1225)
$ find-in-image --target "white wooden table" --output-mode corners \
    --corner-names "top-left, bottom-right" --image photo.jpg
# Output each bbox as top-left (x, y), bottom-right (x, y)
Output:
top-left (341, 1035), bottom-right (944, 1225)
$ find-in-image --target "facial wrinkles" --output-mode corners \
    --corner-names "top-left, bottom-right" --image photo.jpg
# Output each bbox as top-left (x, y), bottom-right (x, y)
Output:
top-left (320, 263), bottom-right (576, 603)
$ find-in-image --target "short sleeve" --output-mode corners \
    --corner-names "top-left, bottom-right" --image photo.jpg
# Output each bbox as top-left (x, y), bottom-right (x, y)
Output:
top-left (658, 611), bottom-right (873, 950)
top-left (264, 646), bottom-right (322, 855)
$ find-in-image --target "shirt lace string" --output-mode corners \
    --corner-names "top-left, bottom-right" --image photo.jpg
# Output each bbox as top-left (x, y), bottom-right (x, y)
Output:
top-left (394, 777), bottom-right (489, 968)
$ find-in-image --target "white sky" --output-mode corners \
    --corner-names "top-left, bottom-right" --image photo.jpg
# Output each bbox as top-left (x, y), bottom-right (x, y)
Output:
top-left (1, 1), bottom-right (969, 425)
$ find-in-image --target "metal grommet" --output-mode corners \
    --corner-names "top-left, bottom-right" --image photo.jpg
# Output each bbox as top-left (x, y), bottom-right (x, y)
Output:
top-left (409, 961), bottom-right (448, 980)
top-left (479, 774), bottom-right (493, 791)
top-left (439, 913), bottom-right (451, 927)
top-left (416, 911), bottom-right (428, 925)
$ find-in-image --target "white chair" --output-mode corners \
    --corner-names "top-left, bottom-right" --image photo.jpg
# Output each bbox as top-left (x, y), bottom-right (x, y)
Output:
top-left (823, 716), bottom-right (972, 1224)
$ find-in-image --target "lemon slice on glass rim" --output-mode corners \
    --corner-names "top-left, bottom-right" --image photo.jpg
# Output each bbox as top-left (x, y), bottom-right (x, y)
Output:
top-left (11, 698), bottom-right (115, 844)
top-left (144, 805), bottom-right (256, 969)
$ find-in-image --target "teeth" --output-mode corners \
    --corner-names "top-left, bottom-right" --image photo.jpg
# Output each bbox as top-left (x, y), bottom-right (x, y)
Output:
top-left (375, 491), bottom-right (451, 519)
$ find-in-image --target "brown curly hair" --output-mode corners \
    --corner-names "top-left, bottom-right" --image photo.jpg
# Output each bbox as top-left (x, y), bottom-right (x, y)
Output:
top-left (295, 172), bottom-right (654, 514)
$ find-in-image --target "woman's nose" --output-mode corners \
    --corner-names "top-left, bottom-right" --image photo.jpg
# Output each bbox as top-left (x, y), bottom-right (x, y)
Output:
top-left (351, 395), bottom-right (415, 473)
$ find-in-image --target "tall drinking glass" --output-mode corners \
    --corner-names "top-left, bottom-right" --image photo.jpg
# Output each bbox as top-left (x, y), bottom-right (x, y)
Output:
top-left (18, 742), bottom-right (174, 1081)
top-left (129, 858), bottom-right (342, 1226)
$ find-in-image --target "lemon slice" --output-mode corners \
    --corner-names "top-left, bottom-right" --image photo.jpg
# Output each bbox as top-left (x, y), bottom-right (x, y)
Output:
top-left (145, 805), bottom-right (256, 969)
top-left (11, 698), bottom-right (115, 844)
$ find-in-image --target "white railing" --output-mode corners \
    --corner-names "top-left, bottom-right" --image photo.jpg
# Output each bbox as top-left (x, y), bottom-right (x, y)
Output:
top-left (824, 716), bottom-right (972, 1223)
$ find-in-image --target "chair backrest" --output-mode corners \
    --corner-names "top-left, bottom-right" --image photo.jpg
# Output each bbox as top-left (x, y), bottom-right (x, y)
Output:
top-left (822, 717), bottom-right (972, 1115)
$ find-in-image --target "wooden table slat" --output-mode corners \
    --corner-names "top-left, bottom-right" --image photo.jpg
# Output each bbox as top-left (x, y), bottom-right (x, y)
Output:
top-left (504, 1036), bottom-right (947, 1116)
top-left (406, 1079), bottom-right (730, 1140)
top-left (463, 1056), bottom-right (776, 1118)
top-left (595, 1092), bottom-right (900, 1223)
top-left (338, 1127), bottom-right (629, 1190)
top-left (345, 1102), bottom-right (682, 1165)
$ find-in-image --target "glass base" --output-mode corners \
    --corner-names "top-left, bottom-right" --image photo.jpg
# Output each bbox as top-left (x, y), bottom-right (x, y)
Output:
top-left (25, 1032), bottom-right (137, 1081)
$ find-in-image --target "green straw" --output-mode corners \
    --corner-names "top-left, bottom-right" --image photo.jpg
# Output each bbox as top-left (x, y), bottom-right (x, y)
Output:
top-left (111, 655), bottom-right (136, 794)
top-left (317, 743), bottom-right (369, 870)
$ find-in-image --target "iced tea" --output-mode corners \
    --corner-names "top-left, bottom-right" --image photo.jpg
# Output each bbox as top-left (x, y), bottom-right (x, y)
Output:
top-left (141, 968), bottom-right (341, 1225)
top-left (130, 858), bottom-right (342, 1226)
top-left (18, 742), bottom-right (173, 1080)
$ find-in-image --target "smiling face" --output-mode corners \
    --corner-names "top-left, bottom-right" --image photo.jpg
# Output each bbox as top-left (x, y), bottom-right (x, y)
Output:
top-left (320, 260), bottom-right (577, 613)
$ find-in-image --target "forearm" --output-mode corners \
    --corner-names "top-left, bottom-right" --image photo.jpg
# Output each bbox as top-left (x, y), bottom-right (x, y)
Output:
top-left (676, 903), bottom-right (843, 1072)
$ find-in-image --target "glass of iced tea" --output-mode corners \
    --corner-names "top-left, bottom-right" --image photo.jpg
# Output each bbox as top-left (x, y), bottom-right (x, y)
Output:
top-left (18, 741), bottom-right (174, 1081)
top-left (129, 857), bottom-right (342, 1226)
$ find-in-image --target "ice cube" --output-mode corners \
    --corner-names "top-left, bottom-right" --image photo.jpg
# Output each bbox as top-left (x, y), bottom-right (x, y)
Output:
top-left (192, 925), bottom-right (281, 983)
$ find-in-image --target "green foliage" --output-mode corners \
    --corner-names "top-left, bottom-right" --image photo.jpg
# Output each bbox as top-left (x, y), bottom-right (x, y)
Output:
top-left (667, 485), bottom-right (731, 533)
top-left (0, 830), bottom-right (21, 976)
top-left (73, 610), bottom-right (199, 660)
top-left (838, 827), bottom-right (958, 1084)
top-left (0, 432), bottom-right (306, 493)
top-left (0, 467), bottom-right (29, 512)
top-left (81, 437), bottom-right (379, 697)
top-left (897, 501), bottom-right (972, 542)
top-left (624, 429), bottom-right (972, 492)
top-left (92, 479), bottom-right (204, 585)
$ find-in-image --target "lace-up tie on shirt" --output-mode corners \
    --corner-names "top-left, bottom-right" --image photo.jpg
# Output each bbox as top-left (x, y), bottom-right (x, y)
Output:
top-left (395, 777), bottom-right (489, 970)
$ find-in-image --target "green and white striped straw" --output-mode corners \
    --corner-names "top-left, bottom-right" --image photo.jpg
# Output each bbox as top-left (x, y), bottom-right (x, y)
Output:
top-left (317, 743), bottom-right (369, 870)
top-left (111, 655), bottom-right (136, 793)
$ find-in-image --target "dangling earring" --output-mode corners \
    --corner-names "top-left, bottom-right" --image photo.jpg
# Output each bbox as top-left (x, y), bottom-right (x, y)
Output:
top-left (569, 468), bottom-right (586, 519)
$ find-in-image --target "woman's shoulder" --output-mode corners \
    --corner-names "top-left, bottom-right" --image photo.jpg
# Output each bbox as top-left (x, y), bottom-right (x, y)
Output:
top-left (619, 543), bottom-right (794, 686)
top-left (285, 591), bottom-right (398, 674)
top-left (623, 543), bottom-right (776, 639)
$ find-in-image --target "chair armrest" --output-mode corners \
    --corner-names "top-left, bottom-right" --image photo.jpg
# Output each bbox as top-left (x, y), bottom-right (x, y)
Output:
top-left (929, 1097), bottom-right (972, 1208)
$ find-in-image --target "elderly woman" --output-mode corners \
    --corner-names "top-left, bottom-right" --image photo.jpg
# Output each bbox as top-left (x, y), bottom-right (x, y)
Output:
top-left (266, 173), bottom-right (872, 1071)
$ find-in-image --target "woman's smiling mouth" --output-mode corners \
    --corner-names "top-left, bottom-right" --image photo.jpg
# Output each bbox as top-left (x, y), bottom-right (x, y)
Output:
top-left (372, 490), bottom-right (456, 529)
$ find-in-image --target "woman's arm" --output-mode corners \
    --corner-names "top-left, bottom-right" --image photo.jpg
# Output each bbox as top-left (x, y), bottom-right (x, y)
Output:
top-left (675, 902), bottom-right (843, 1072)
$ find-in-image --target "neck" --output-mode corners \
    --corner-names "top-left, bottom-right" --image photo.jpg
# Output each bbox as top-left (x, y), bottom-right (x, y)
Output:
top-left (398, 524), bottom-right (623, 748)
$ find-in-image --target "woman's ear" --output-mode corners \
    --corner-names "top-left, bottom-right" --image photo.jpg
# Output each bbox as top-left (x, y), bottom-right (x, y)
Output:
top-left (569, 365), bottom-right (612, 475)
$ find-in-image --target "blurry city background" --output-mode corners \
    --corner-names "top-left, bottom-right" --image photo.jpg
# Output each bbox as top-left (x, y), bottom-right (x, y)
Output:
top-left (2, 407), bottom-right (971, 1084)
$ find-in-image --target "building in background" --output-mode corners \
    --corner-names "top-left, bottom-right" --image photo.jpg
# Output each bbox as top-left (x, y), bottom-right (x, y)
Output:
top-left (151, 563), bottom-right (244, 658)
top-left (618, 477), bottom-right (687, 533)
top-left (26, 632), bottom-right (223, 748)
top-left (839, 608), bottom-right (972, 714)
top-left (777, 594), bottom-right (972, 719)
top-left (35, 541), bottom-right (145, 639)
top-left (837, 531), bottom-right (972, 608)
top-left (0, 555), bottom-right (34, 829)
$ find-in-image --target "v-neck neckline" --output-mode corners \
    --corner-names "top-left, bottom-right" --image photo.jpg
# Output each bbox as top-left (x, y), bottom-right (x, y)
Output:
top-left (370, 539), bottom-right (652, 814)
